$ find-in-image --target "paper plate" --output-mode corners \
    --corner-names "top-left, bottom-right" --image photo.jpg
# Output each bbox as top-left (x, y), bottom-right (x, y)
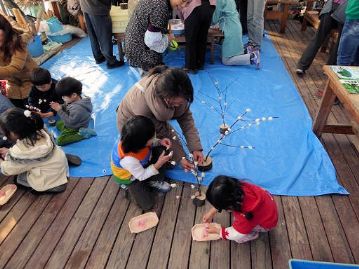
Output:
top-left (129, 212), bottom-right (159, 233)
top-left (191, 223), bottom-right (221, 241)
top-left (0, 184), bottom-right (17, 206)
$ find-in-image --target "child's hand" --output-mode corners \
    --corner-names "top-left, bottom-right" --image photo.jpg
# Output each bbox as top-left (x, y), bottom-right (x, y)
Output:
top-left (50, 102), bottom-right (61, 112)
top-left (154, 150), bottom-right (173, 170)
top-left (206, 224), bottom-right (221, 235)
top-left (202, 207), bottom-right (217, 223)
top-left (0, 148), bottom-right (9, 159)
top-left (160, 138), bottom-right (172, 149)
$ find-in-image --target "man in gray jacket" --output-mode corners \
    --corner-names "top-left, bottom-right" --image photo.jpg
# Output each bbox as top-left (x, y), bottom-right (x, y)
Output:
top-left (79, 0), bottom-right (124, 68)
top-left (296, 0), bottom-right (347, 75)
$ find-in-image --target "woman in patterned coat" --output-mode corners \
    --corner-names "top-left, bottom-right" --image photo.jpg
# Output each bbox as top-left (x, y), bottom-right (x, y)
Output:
top-left (125, 0), bottom-right (185, 72)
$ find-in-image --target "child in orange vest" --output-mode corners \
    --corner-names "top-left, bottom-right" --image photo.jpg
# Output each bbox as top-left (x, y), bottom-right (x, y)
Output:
top-left (111, 116), bottom-right (173, 210)
top-left (203, 175), bottom-right (278, 243)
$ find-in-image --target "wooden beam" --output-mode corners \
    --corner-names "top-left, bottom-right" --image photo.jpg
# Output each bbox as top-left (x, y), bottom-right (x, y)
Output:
top-left (321, 124), bottom-right (355, 135)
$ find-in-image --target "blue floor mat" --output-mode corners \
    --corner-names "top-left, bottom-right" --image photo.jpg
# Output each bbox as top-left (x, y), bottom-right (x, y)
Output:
top-left (42, 37), bottom-right (348, 196)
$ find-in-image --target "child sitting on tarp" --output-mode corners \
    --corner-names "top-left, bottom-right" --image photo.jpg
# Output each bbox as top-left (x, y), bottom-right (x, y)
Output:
top-left (50, 77), bottom-right (96, 146)
top-left (0, 108), bottom-right (68, 193)
top-left (28, 68), bottom-right (63, 123)
top-left (203, 175), bottom-right (278, 243)
top-left (111, 116), bottom-right (173, 210)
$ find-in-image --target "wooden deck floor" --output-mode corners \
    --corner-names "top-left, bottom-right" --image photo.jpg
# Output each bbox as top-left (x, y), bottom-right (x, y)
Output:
top-left (1, 20), bottom-right (359, 269)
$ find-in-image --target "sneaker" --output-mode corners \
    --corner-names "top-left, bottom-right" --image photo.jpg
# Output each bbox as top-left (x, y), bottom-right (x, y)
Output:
top-left (107, 59), bottom-right (124, 69)
top-left (79, 128), bottom-right (97, 139)
top-left (65, 153), bottom-right (82, 166)
top-left (250, 51), bottom-right (260, 69)
top-left (148, 180), bottom-right (171, 193)
top-left (296, 68), bottom-right (305, 76)
top-left (95, 55), bottom-right (106, 64)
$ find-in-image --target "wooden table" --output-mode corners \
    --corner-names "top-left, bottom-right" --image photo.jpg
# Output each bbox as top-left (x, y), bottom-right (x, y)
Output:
top-left (313, 65), bottom-right (359, 150)
top-left (264, 0), bottom-right (298, 33)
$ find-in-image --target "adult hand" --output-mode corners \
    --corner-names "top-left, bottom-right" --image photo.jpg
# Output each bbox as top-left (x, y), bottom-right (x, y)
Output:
top-left (180, 158), bottom-right (194, 171)
top-left (50, 102), bottom-right (61, 112)
top-left (192, 150), bottom-right (204, 165)
top-left (160, 138), bottom-right (172, 149)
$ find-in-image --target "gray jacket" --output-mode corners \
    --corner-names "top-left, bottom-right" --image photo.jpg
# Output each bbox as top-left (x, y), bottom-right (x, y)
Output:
top-left (57, 96), bottom-right (93, 130)
top-left (79, 0), bottom-right (111, 15)
top-left (320, 0), bottom-right (348, 24)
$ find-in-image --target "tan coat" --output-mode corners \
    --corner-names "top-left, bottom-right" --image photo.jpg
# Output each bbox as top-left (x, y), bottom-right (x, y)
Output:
top-left (0, 130), bottom-right (68, 192)
top-left (0, 33), bottom-right (38, 100)
top-left (117, 74), bottom-right (202, 161)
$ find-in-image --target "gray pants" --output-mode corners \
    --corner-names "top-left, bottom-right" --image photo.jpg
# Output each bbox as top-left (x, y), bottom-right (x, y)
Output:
top-left (222, 53), bottom-right (251, 65)
top-left (83, 12), bottom-right (117, 64)
top-left (247, 0), bottom-right (266, 48)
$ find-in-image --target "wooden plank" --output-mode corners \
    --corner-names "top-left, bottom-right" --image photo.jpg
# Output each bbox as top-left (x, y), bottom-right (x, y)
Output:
top-left (0, 192), bottom-right (37, 245)
top-left (0, 188), bottom-right (26, 223)
top-left (0, 194), bottom-right (53, 266)
top-left (167, 184), bottom-right (197, 269)
top-left (298, 197), bottom-right (333, 261)
top-left (125, 193), bottom-right (165, 269)
top-left (281, 197), bottom-right (312, 260)
top-left (188, 198), bottom-right (212, 269)
top-left (321, 125), bottom-right (354, 135)
top-left (231, 240), bottom-right (251, 269)
top-left (24, 179), bottom-right (93, 269)
top-left (251, 232), bottom-right (272, 269)
top-left (268, 197), bottom-right (292, 269)
top-left (3, 180), bottom-right (78, 269)
top-left (147, 184), bottom-right (183, 269)
top-left (210, 211), bottom-right (230, 269)
top-left (64, 179), bottom-right (119, 269)
top-left (315, 196), bottom-right (355, 263)
top-left (44, 177), bottom-right (109, 269)
top-left (105, 202), bottom-right (141, 269)
top-left (84, 190), bottom-right (130, 269)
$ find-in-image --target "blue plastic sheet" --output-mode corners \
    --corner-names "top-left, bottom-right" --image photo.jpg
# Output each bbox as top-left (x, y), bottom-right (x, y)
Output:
top-left (42, 37), bottom-right (348, 196)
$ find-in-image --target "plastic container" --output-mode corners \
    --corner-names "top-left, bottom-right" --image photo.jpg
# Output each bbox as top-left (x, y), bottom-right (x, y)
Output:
top-left (47, 17), bottom-right (64, 33)
top-left (48, 33), bottom-right (72, 44)
top-left (289, 259), bottom-right (359, 269)
top-left (169, 19), bottom-right (184, 36)
top-left (27, 35), bottom-right (44, 57)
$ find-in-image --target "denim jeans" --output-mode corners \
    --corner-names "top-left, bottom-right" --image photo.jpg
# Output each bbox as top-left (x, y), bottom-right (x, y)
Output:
top-left (247, 0), bottom-right (266, 48)
top-left (337, 19), bottom-right (359, 66)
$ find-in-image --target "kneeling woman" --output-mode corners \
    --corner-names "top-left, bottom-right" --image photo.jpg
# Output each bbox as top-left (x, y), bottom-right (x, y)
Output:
top-left (0, 108), bottom-right (68, 193)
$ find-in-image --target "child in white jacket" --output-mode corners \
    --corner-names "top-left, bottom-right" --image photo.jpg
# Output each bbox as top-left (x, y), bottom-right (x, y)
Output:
top-left (0, 108), bottom-right (68, 193)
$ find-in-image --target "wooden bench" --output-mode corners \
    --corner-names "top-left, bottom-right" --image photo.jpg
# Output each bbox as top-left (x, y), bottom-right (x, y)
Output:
top-left (174, 28), bottom-right (224, 64)
top-left (313, 65), bottom-right (359, 151)
top-left (264, 0), bottom-right (298, 33)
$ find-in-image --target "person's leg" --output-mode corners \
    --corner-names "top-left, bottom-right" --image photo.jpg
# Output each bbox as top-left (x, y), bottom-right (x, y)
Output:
top-left (184, 8), bottom-right (201, 70)
top-left (337, 20), bottom-right (359, 66)
top-left (237, 0), bottom-right (248, 34)
top-left (128, 180), bottom-right (155, 210)
top-left (83, 13), bottom-right (105, 63)
top-left (222, 54), bottom-right (251, 65)
top-left (196, 4), bottom-right (215, 69)
top-left (297, 13), bottom-right (337, 71)
top-left (247, 0), bottom-right (265, 48)
top-left (89, 14), bottom-right (119, 65)
top-left (327, 22), bottom-right (342, 65)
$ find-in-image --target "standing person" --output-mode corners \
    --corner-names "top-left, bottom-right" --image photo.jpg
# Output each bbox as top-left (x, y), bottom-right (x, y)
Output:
top-left (296, 0), bottom-right (347, 75)
top-left (177, 0), bottom-right (216, 73)
top-left (203, 175), bottom-right (278, 243)
top-left (79, 0), bottom-right (124, 68)
top-left (0, 15), bottom-right (38, 109)
top-left (235, 0), bottom-right (248, 34)
top-left (246, 0), bottom-right (266, 51)
top-left (126, 0), bottom-right (184, 73)
top-left (212, 0), bottom-right (260, 68)
top-left (116, 65), bottom-right (204, 171)
top-left (337, 0), bottom-right (359, 66)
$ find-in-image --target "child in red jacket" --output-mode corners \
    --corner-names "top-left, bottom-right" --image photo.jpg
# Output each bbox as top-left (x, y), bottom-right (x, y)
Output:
top-left (203, 175), bottom-right (278, 243)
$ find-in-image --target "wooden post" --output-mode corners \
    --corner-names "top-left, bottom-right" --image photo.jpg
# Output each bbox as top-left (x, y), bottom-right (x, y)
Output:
top-left (280, 3), bottom-right (289, 33)
top-left (313, 80), bottom-right (337, 137)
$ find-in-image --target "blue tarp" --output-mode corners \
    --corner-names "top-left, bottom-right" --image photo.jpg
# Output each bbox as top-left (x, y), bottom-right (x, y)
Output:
top-left (42, 37), bottom-right (348, 196)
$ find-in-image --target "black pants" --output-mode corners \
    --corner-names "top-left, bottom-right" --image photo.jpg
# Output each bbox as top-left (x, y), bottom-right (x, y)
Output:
top-left (184, 3), bottom-right (215, 70)
top-left (297, 12), bottom-right (343, 71)
top-left (236, 0), bottom-right (248, 34)
top-left (9, 98), bottom-right (26, 109)
top-left (83, 12), bottom-right (116, 64)
top-left (127, 146), bottom-right (167, 211)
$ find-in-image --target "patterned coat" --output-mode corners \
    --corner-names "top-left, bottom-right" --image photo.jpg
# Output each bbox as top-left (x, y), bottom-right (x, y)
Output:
top-left (125, 0), bottom-right (171, 71)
